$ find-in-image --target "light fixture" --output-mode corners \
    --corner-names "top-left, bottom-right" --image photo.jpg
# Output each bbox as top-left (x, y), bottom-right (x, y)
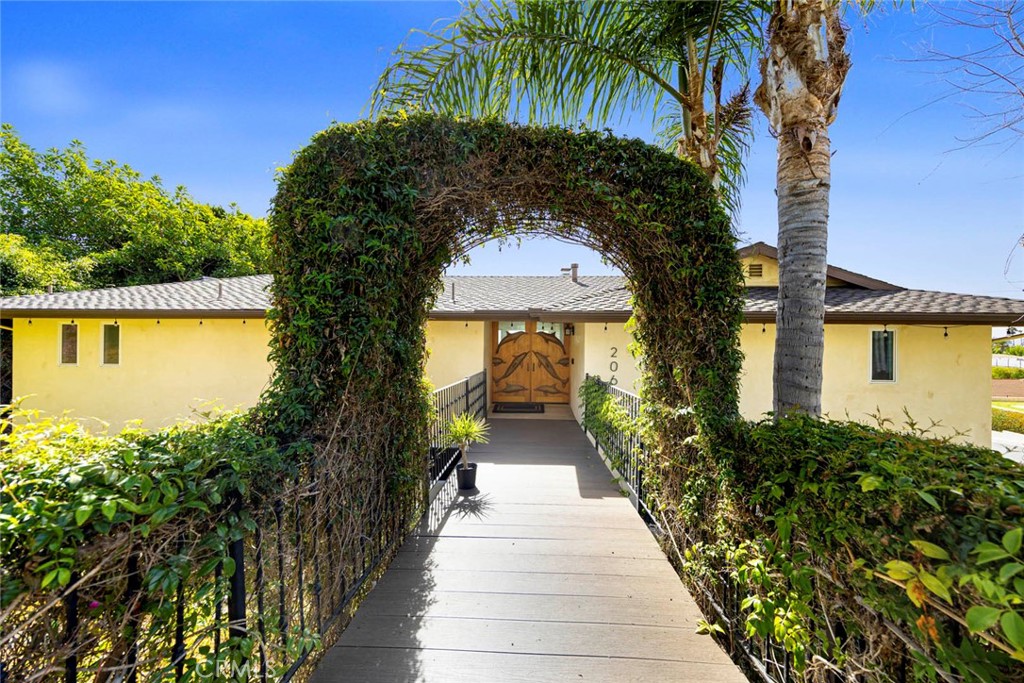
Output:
top-left (943, 327), bottom-right (948, 338)
top-left (604, 323), bottom-right (608, 331)
top-left (761, 323), bottom-right (766, 333)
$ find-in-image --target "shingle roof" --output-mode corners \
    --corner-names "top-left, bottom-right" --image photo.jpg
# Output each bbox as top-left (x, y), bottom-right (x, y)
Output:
top-left (433, 276), bottom-right (627, 314)
top-left (747, 287), bottom-right (1024, 323)
top-left (3, 274), bottom-right (1022, 324)
top-left (0, 276), bottom-right (272, 318)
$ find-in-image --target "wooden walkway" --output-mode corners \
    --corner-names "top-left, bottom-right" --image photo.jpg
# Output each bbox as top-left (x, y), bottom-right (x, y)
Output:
top-left (310, 419), bottom-right (746, 683)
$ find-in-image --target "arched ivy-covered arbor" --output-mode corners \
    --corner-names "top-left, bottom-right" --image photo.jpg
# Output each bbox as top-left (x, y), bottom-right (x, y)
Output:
top-left (264, 112), bottom-right (744, 513)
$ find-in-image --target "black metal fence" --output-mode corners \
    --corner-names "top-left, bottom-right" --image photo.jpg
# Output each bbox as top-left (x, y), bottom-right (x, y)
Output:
top-left (427, 371), bottom-right (487, 489)
top-left (580, 375), bottom-right (657, 526)
top-left (579, 375), bottom-right (793, 683)
top-left (2, 372), bottom-right (488, 683)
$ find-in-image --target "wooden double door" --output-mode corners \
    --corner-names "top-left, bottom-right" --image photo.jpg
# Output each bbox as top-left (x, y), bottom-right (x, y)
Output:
top-left (491, 321), bottom-right (570, 403)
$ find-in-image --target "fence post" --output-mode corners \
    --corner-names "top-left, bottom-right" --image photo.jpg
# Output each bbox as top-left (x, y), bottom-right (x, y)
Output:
top-left (63, 577), bottom-right (78, 683)
top-left (585, 374), bottom-right (593, 438)
top-left (227, 490), bottom-right (247, 640)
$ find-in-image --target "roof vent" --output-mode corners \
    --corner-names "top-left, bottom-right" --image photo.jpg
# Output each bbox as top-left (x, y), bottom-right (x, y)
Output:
top-left (560, 263), bottom-right (579, 282)
top-left (748, 263), bottom-right (763, 278)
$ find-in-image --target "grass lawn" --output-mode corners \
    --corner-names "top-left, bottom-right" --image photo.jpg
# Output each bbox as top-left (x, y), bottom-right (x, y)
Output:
top-left (993, 401), bottom-right (1024, 413)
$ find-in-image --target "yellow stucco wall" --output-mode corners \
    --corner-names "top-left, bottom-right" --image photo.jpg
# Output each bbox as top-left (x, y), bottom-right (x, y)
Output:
top-left (424, 320), bottom-right (486, 389)
top-left (581, 321), bottom-right (641, 393)
top-left (12, 318), bottom-right (272, 431)
top-left (568, 323), bottom-right (587, 420)
top-left (11, 314), bottom-right (992, 447)
top-left (738, 323), bottom-right (991, 446)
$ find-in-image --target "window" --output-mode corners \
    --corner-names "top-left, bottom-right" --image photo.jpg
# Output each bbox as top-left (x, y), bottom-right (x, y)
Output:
top-left (102, 324), bottom-right (120, 365)
top-left (870, 330), bottom-right (895, 382)
top-left (60, 324), bottom-right (78, 365)
top-left (536, 322), bottom-right (564, 343)
top-left (497, 321), bottom-right (526, 342)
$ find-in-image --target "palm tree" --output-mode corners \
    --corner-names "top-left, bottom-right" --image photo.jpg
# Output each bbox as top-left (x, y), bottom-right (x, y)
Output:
top-left (372, 0), bottom-right (766, 213)
top-left (754, 0), bottom-right (855, 416)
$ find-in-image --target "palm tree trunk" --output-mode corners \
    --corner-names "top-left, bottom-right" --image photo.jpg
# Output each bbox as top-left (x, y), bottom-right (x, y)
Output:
top-left (756, 0), bottom-right (850, 418)
top-left (773, 127), bottom-right (831, 416)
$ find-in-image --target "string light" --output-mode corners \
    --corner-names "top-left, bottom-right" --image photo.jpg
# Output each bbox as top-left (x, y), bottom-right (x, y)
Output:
top-left (943, 327), bottom-right (948, 338)
top-left (604, 322), bottom-right (608, 331)
top-left (761, 323), bottom-right (766, 333)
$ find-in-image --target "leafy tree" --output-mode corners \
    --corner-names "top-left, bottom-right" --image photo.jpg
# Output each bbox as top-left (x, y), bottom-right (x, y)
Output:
top-left (0, 234), bottom-right (89, 296)
top-left (0, 124), bottom-right (270, 296)
top-left (372, 0), bottom-right (766, 213)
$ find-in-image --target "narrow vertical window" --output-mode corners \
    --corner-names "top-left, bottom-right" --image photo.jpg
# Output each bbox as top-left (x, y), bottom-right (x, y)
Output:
top-left (871, 330), bottom-right (895, 382)
top-left (102, 324), bottom-right (120, 365)
top-left (60, 324), bottom-right (78, 365)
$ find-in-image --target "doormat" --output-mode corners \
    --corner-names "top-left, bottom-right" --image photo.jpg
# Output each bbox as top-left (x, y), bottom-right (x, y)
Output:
top-left (493, 402), bottom-right (545, 414)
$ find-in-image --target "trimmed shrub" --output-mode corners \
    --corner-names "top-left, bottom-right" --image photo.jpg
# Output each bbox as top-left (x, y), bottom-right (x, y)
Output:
top-left (993, 366), bottom-right (1024, 379)
top-left (994, 407), bottom-right (1024, 434)
top-left (0, 410), bottom-right (289, 680)
top-left (663, 415), bottom-right (1024, 680)
top-left (572, 380), bottom-right (1024, 681)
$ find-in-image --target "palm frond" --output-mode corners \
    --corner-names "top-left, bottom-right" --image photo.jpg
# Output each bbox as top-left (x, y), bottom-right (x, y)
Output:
top-left (373, 0), bottom-right (766, 212)
top-left (373, 0), bottom-right (680, 127)
top-left (656, 83), bottom-right (753, 215)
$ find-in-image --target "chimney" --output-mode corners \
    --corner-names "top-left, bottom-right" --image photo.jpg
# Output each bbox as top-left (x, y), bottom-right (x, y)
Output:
top-left (560, 263), bottom-right (579, 283)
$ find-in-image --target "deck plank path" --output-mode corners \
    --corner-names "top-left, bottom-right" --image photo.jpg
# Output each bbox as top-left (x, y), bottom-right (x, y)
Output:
top-left (310, 419), bottom-right (745, 683)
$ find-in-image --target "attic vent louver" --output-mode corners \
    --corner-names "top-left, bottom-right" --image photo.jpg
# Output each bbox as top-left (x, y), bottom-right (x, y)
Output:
top-left (748, 263), bottom-right (763, 278)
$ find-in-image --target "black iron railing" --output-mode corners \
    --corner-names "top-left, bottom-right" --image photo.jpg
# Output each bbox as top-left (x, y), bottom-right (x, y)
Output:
top-left (581, 375), bottom-right (657, 526)
top-left (427, 371), bottom-right (487, 490)
top-left (579, 376), bottom-right (797, 683)
top-left (2, 372), bottom-right (488, 683)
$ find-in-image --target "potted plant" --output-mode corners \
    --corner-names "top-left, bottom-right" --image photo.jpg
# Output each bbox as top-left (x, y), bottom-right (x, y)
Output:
top-left (445, 413), bottom-right (490, 490)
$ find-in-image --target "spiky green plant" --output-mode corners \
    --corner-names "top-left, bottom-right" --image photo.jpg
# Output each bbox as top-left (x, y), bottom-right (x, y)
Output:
top-left (444, 413), bottom-right (491, 468)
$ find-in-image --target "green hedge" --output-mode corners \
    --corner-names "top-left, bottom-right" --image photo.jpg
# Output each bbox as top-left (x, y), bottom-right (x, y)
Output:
top-left (0, 409), bottom-right (289, 679)
top-left (994, 407), bottom-right (1024, 434)
top-left (701, 417), bottom-right (1024, 679)
top-left (570, 363), bottom-right (1024, 681)
top-left (992, 366), bottom-right (1024, 379)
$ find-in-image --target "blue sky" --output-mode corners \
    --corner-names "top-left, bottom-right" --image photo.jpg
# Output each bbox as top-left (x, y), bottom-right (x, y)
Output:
top-left (2, 2), bottom-right (1021, 297)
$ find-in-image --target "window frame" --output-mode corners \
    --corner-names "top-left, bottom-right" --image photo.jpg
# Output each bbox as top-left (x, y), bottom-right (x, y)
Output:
top-left (58, 322), bottom-right (79, 366)
top-left (100, 322), bottom-right (121, 367)
top-left (868, 328), bottom-right (897, 383)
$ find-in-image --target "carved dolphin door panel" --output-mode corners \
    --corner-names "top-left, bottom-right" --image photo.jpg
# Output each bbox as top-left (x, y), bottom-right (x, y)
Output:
top-left (491, 321), bottom-right (570, 403)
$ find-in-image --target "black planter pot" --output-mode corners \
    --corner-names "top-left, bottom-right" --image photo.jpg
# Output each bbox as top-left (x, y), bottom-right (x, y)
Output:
top-left (456, 462), bottom-right (477, 490)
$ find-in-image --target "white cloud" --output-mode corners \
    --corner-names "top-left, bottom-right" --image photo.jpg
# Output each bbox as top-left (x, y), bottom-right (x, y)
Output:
top-left (7, 60), bottom-right (95, 116)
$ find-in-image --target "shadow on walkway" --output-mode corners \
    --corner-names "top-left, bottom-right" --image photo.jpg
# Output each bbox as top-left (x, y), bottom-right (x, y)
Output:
top-left (310, 419), bottom-right (745, 683)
